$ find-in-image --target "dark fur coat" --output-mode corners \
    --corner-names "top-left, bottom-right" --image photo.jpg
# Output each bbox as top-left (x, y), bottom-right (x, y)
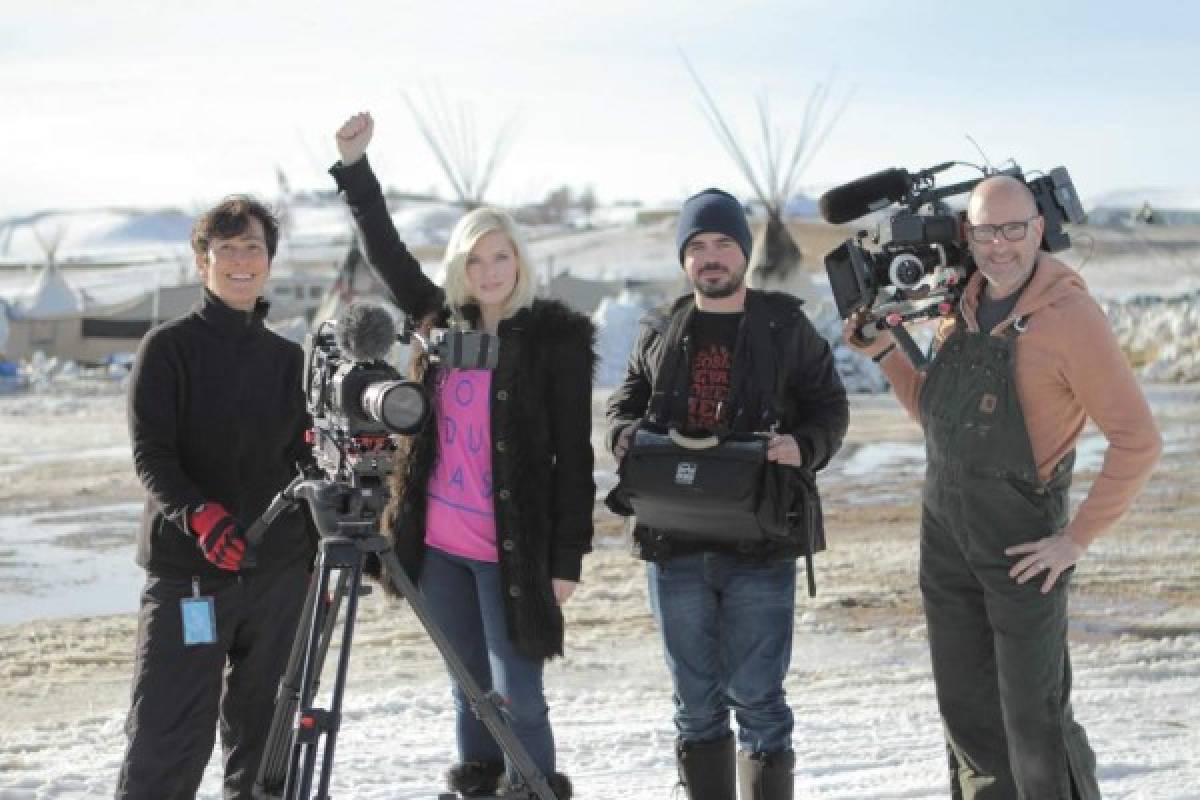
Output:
top-left (378, 298), bottom-right (597, 660)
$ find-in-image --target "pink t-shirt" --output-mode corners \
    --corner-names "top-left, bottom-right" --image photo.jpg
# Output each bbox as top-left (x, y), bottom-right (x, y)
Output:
top-left (424, 368), bottom-right (498, 562)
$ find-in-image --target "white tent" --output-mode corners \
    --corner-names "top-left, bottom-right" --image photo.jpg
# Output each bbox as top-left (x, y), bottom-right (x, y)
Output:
top-left (15, 262), bottom-right (84, 318)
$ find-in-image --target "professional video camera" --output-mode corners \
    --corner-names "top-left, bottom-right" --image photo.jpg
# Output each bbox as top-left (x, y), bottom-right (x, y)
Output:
top-left (303, 305), bottom-right (500, 483)
top-left (303, 304), bottom-right (429, 483)
top-left (818, 161), bottom-right (1086, 340)
top-left (248, 305), bottom-right (554, 800)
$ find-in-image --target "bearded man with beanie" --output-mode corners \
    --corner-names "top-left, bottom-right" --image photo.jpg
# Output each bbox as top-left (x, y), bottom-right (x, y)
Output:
top-left (115, 197), bottom-right (316, 799)
top-left (607, 188), bottom-right (848, 800)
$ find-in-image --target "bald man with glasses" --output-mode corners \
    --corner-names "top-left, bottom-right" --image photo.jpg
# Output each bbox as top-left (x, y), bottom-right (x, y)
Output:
top-left (843, 175), bottom-right (1161, 798)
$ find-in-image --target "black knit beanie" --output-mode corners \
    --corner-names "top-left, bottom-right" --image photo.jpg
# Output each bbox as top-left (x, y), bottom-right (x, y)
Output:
top-left (675, 188), bottom-right (752, 265)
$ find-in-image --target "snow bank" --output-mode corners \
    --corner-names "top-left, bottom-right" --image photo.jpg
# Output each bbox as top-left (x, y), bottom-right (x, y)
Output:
top-left (592, 290), bottom-right (654, 388)
top-left (1106, 292), bottom-right (1200, 382)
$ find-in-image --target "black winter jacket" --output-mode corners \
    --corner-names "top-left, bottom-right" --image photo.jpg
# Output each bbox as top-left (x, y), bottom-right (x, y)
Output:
top-left (128, 291), bottom-right (315, 579)
top-left (331, 156), bottom-right (596, 660)
top-left (606, 290), bottom-right (848, 561)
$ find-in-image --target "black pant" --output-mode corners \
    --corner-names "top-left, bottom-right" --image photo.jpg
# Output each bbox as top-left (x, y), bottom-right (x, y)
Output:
top-left (115, 563), bottom-right (308, 800)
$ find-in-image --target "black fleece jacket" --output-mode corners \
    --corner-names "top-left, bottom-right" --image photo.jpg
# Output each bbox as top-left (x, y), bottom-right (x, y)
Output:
top-left (330, 155), bottom-right (596, 659)
top-left (128, 290), bottom-right (315, 578)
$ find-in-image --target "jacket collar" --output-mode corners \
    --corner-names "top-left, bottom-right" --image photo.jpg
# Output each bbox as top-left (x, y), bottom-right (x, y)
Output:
top-left (959, 253), bottom-right (1088, 333)
top-left (456, 300), bottom-right (531, 334)
top-left (197, 288), bottom-right (269, 338)
top-left (649, 288), bottom-right (786, 334)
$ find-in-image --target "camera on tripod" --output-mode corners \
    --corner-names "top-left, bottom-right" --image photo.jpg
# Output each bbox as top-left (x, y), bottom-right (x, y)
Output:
top-left (818, 161), bottom-right (1086, 327)
top-left (303, 306), bottom-right (428, 484)
top-left (302, 305), bottom-right (500, 485)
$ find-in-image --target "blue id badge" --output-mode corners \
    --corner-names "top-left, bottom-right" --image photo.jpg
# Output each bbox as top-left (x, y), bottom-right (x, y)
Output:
top-left (181, 577), bottom-right (217, 646)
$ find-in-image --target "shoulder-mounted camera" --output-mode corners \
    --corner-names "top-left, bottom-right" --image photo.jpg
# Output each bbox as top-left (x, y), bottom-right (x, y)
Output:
top-left (819, 161), bottom-right (1086, 329)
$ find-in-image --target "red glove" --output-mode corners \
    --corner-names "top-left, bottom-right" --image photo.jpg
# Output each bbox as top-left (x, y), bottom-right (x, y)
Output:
top-left (189, 502), bottom-right (246, 571)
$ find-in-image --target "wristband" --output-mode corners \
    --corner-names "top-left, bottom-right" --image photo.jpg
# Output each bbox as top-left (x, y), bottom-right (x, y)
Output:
top-left (872, 344), bottom-right (896, 363)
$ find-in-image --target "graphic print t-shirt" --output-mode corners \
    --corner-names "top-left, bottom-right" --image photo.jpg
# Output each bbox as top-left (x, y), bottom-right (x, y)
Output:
top-left (424, 368), bottom-right (498, 562)
top-left (685, 311), bottom-right (742, 433)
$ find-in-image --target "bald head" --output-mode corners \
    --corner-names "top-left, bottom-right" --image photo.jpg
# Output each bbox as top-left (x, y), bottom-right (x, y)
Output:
top-left (968, 175), bottom-right (1038, 224)
top-left (966, 175), bottom-right (1045, 299)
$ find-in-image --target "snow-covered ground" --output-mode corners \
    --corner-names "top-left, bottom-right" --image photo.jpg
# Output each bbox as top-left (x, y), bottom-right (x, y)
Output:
top-left (7, 594), bottom-right (1193, 799)
top-left (0, 502), bottom-right (141, 625)
top-left (0, 386), bottom-right (1197, 798)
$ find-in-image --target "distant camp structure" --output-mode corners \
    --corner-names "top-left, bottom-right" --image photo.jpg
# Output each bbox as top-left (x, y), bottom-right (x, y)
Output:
top-left (1, 271), bottom-right (329, 365)
top-left (403, 87), bottom-right (519, 211)
top-left (0, 257), bottom-right (329, 365)
top-left (1086, 189), bottom-right (1200, 228)
top-left (0, 207), bottom-right (342, 365)
top-left (683, 56), bottom-right (851, 294)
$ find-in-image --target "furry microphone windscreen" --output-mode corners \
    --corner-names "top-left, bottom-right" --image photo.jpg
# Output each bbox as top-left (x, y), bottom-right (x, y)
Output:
top-left (335, 304), bottom-right (396, 363)
top-left (818, 168), bottom-right (913, 225)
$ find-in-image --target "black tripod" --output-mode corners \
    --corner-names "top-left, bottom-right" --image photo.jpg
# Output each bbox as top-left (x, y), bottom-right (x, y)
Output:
top-left (247, 475), bottom-right (557, 800)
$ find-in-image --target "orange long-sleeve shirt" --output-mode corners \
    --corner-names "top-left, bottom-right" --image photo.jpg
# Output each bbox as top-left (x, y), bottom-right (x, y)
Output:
top-left (879, 254), bottom-right (1162, 546)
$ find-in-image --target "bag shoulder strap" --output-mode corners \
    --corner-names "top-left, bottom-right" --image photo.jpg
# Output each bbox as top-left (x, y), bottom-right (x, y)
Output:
top-left (647, 296), bottom-right (695, 424)
top-left (744, 299), bottom-right (801, 431)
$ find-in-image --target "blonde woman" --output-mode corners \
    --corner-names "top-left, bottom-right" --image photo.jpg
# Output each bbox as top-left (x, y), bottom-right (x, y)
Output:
top-left (330, 112), bottom-right (594, 800)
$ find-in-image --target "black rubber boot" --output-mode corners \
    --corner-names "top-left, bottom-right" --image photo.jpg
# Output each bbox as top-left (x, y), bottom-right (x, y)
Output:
top-left (736, 749), bottom-right (795, 800)
top-left (547, 772), bottom-right (573, 800)
top-left (676, 732), bottom-right (736, 800)
top-left (446, 761), bottom-right (505, 797)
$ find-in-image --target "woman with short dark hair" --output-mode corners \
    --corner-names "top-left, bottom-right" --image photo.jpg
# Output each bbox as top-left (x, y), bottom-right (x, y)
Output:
top-left (116, 196), bottom-right (315, 799)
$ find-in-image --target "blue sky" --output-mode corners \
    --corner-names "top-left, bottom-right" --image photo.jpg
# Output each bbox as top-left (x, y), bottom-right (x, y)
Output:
top-left (3, 0), bottom-right (1198, 216)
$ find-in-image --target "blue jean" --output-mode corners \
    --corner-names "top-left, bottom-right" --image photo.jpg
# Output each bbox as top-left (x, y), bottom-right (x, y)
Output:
top-left (419, 547), bottom-right (554, 779)
top-left (647, 552), bottom-right (796, 754)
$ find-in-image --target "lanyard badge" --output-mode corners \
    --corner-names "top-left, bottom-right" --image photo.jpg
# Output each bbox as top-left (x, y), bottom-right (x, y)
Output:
top-left (180, 577), bottom-right (217, 646)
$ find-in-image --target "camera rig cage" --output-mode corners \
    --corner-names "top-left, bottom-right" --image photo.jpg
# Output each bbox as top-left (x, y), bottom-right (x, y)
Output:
top-left (820, 160), bottom-right (1085, 352)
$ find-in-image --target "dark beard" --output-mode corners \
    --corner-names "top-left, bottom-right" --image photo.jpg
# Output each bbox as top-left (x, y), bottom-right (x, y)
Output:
top-left (693, 264), bottom-right (743, 299)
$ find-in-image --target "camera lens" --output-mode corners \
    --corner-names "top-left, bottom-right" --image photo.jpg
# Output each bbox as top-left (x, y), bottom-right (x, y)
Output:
top-left (888, 254), bottom-right (926, 289)
top-left (361, 380), bottom-right (429, 434)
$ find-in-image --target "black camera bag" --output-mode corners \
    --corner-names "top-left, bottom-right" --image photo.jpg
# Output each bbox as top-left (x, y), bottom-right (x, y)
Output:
top-left (617, 426), bottom-right (794, 543)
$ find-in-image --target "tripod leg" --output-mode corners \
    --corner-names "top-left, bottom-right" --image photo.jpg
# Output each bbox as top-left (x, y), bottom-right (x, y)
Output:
top-left (254, 567), bottom-right (352, 799)
top-left (377, 550), bottom-right (558, 800)
top-left (254, 571), bottom-right (320, 799)
top-left (280, 544), bottom-right (353, 799)
top-left (283, 554), bottom-right (333, 799)
top-left (314, 555), bottom-right (365, 798)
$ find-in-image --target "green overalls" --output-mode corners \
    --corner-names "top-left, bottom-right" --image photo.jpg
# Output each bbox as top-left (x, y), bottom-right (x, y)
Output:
top-left (917, 316), bottom-right (1100, 799)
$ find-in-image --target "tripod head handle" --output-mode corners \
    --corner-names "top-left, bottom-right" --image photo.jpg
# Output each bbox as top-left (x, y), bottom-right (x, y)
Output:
top-left (242, 474), bottom-right (306, 569)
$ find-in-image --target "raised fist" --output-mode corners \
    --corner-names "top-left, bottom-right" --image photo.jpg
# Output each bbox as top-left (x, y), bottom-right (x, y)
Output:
top-left (336, 111), bottom-right (374, 166)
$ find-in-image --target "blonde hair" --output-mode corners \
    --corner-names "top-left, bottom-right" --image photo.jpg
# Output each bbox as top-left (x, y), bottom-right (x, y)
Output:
top-left (442, 207), bottom-right (537, 323)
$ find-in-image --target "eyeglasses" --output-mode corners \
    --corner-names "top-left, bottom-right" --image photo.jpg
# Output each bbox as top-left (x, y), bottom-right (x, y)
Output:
top-left (967, 217), bottom-right (1039, 244)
